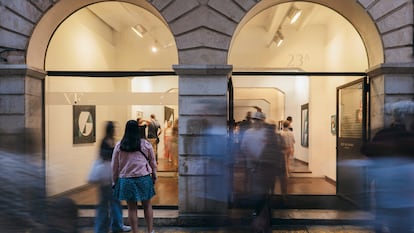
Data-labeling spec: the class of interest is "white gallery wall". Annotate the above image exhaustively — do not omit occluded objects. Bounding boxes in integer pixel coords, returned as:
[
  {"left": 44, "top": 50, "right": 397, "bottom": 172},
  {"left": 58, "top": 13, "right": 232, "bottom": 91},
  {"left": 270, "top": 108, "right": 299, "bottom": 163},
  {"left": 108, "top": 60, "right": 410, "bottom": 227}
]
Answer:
[
  {"left": 45, "top": 8, "right": 121, "bottom": 195},
  {"left": 46, "top": 75, "right": 178, "bottom": 196},
  {"left": 45, "top": 77, "right": 130, "bottom": 195},
  {"left": 45, "top": 7, "right": 178, "bottom": 195},
  {"left": 307, "top": 17, "right": 367, "bottom": 180},
  {"left": 46, "top": 9, "right": 116, "bottom": 71}
]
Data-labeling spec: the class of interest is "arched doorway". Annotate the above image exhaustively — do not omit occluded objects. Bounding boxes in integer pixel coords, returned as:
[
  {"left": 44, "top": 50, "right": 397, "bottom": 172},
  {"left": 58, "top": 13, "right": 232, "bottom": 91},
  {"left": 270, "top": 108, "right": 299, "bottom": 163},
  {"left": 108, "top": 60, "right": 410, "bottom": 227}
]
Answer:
[
  {"left": 228, "top": 1, "right": 380, "bottom": 209},
  {"left": 36, "top": 1, "right": 179, "bottom": 208}
]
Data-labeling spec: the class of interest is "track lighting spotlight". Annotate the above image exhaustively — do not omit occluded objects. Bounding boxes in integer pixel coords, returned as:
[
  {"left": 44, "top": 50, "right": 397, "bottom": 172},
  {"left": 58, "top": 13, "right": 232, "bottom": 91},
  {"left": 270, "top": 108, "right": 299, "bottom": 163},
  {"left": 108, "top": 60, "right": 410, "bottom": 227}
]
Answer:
[
  {"left": 151, "top": 40, "right": 159, "bottom": 53},
  {"left": 131, "top": 24, "right": 147, "bottom": 38},
  {"left": 273, "top": 31, "right": 284, "bottom": 47},
  {"left": 287, "top": 6, "right": 302, "bottom": 24}
]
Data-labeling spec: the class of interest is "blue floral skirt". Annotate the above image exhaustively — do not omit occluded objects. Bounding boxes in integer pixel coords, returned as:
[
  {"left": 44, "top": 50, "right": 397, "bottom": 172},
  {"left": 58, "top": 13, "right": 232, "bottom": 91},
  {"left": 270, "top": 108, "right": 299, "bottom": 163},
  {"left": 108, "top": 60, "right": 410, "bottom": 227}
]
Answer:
[{"left": 113, "top": 175, "right": 155, "bottom": 202}]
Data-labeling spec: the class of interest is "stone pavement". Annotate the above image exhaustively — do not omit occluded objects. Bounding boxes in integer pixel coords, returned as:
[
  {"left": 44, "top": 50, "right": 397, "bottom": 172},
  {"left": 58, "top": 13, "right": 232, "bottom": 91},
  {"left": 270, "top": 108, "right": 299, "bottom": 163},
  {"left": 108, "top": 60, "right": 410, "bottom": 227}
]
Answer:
[
  {"left": 77, "top": 208, "right": 376, "bottom": 232},
  {"left": 79, "top": 225, "right": 375, "bottom": 233}
]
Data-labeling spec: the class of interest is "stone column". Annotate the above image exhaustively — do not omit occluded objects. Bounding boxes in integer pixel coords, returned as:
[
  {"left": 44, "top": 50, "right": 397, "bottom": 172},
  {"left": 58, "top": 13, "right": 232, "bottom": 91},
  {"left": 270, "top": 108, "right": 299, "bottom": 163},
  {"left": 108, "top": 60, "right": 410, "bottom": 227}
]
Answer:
[
  {"left": 368, "top": 63, "right": 414, "bottom": 136},
  {"left": 0, "top": 64, "right": 46, "bottom": 219},
  {"left": 173, "top": 64, "right": 232, "bottom": 226},
  {"left": 0, "top": 64, "right": 45, "bottom": 157}
]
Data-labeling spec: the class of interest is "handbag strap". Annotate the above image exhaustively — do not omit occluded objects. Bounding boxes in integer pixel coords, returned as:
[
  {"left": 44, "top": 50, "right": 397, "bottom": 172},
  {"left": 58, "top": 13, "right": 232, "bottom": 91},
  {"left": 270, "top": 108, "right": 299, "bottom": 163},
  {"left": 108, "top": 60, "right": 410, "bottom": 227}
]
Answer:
[{"left": 138, "top": 148, "right": 150, "bottom": 162}]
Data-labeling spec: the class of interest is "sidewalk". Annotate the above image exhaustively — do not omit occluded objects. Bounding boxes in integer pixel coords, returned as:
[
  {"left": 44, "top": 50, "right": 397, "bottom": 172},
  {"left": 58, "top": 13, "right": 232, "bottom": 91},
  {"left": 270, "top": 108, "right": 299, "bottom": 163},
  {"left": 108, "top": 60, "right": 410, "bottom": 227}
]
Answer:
[
  {"left": 78, "top": 208, "right": 375, "bottom": 232},
  {"left": 79, "top": 225, "right": 375, "bottom": 233}
]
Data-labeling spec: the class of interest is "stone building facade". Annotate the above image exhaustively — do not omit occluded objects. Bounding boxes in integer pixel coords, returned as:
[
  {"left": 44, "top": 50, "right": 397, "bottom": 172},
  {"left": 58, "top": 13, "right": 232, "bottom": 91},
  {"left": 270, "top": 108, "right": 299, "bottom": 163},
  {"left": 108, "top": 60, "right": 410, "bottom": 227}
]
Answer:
[{"left": 0, "top": 0, "right": 413, "bottom": 222}]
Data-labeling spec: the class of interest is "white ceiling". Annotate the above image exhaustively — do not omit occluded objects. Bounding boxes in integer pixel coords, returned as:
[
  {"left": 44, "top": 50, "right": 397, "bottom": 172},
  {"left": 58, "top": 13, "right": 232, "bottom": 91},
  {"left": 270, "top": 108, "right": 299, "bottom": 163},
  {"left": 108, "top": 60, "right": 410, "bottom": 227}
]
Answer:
[
  {"left": 87, "top": 2, "right": 172, "bottom": 46},
  {"left": 87, "top": 2, "right": 337, "bottom": 31},
  {"left": 86, "top": 1, "right": 340, "bottom": 49},
  {"left": 59, "top": 1, "right": 367, "bottom": 73}
]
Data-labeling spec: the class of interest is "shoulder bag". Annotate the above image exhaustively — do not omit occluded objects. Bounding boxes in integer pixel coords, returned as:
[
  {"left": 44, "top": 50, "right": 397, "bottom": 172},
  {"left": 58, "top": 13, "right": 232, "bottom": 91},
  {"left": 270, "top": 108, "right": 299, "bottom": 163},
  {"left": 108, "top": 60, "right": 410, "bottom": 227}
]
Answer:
[{"left": 87, "top": 158, "right": 112, "bottom": 185}]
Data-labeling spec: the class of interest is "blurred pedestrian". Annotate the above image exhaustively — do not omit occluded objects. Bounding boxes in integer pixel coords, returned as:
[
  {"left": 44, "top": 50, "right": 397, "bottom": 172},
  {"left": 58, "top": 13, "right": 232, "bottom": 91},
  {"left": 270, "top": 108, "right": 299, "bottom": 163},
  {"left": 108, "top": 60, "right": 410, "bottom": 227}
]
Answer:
[
  {"left": 240, "top": 111, "right": 285, "bottom": 233},
  {"left": 136, "top": 118, "right": 149, "bottom": 139},
  {"left": 164, "top": 120, "right": 173, "bottom": 162},
  {"left": 0, "top": 127, "right": 79, "bottom": 233},
  {"left": 280, "top": 120, "right": 295, "bottom": 174},
  {"left": 286, "top": 116, "right": 293, "bottom": 131},
  {"left": 238, "top": 111, "right": 252, "bottom": 143},
  {"left": 147, "top": 114, "right": 162, "bottom": 162},
  {"left": 95, "top": 121, "right": 131, "bottom": 233},
  {"left": 112, "top": 120, "right": 157, "bottom": 233},
  {"left": 0, "top": 146, "right": 46, "bottom": 232},
  {"left": 361, "top": 100, "right": 414, "bottom": 233},
  {"left": 170, "top": 119, "right": 179, "bottom": 170}
]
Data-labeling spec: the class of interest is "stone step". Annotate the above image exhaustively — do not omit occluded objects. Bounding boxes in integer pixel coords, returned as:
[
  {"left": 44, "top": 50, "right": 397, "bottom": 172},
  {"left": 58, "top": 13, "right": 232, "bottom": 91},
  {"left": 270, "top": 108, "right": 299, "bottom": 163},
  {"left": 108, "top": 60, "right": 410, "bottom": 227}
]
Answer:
[{"left": 77, "top": 208, "right": 374, "bottom": 228}]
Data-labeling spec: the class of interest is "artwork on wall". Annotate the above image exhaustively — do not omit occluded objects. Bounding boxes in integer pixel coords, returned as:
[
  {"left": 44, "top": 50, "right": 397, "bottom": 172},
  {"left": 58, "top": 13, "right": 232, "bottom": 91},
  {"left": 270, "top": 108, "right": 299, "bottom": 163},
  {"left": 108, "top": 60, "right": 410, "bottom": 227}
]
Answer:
[
  {"left": 73, "top": 105, "right": 96, "bottom": 144},
  {"left": 301, "top": 103, "right": 309, "bottom": 147},
  {"left": 164, "top": 106, "right": 174, "bottom": 126},
  {"left": 136, "top": 111, "right": 143, "bottom": 119},
  {"left": 331, "top": 115, "right": 336, "bottom": 135}
]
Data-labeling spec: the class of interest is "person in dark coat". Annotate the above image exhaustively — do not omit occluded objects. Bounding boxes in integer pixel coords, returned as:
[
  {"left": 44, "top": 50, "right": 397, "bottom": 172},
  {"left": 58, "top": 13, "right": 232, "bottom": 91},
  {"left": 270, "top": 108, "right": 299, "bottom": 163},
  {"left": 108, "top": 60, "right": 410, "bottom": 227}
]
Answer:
[
  {"left": 361, "top": 102, "right": 414, "bottom": 233},
  {"left": 240, "top": 111, "right": 285, "bottom": 233}
]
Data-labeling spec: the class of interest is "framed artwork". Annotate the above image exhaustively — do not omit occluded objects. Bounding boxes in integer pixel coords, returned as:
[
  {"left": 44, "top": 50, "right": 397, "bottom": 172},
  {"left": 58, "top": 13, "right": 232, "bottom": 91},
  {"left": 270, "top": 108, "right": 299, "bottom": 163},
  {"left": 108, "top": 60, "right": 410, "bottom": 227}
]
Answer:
[
  {"left": 331, "top": 115, "right": 336, "bottom": 135},
  {"left": 164, "top": 106, "right": 174, "bottom": 125},
  {"left": 73, "top": 105, "right": 96, "bottom": 144},
  {"left": 136, "top": 111, "right": 143, "bottom": 119},
  {"left": 301, "top": 103, "right": 309, "bottom": 147}
]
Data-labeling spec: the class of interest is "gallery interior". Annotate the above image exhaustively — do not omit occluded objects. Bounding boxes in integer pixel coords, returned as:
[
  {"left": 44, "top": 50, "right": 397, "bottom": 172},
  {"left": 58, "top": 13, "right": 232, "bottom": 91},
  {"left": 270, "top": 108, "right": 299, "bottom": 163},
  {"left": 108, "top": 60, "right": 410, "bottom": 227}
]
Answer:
[{"left": 44, "top": 1, "right": 368, "bottom": 208}]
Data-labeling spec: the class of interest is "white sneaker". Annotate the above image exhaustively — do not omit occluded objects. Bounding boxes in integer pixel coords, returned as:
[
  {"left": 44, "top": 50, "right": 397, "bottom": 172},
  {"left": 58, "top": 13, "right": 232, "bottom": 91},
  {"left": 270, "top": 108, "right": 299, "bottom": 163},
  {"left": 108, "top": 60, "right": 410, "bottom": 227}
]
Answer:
[
  {"left": 121, "top": 225, "right": 131, "bottom": 232},
  {"left": 113, "top": 225, "right": 131, "bottom": 233}
]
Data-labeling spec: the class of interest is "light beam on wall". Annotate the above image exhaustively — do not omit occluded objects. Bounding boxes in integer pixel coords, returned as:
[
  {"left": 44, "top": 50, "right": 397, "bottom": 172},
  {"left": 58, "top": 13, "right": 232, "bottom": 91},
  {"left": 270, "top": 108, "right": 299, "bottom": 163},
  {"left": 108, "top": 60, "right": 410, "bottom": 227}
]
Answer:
[
  {"left": 287, "top": 5, "right": 302, "bottom": 24},
  {"left": 273, "top": 31, "right": 284, "bottom": 47},
  {"left": 131, "top": 24, "right": 147, "bottom": 38}
]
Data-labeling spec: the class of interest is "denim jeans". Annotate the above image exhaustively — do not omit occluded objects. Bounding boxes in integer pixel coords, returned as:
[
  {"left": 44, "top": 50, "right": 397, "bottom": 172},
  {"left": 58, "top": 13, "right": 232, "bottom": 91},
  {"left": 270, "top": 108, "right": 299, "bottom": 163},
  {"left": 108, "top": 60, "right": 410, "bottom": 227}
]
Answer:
[{"left": 95, "top": 184, "right": 124, "bottom": 233}]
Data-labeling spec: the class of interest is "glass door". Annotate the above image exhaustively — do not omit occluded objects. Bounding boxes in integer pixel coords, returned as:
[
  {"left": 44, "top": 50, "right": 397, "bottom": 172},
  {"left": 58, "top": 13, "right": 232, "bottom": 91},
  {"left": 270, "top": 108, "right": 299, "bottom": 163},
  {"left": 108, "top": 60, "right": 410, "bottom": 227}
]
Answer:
[{"left": 336, "top": 77, "right": 369, "bottom": 208}]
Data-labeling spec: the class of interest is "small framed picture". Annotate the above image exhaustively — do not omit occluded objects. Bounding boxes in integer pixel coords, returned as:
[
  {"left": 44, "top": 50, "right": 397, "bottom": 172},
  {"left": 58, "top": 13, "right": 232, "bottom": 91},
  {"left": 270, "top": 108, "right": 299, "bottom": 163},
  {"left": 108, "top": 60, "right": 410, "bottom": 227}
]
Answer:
[
  {"left": 301, "top": 103, "right": 309, "bottom": 147},
  {"left": 331, "top": 115, "right": 336, "bottom": 135},
  {"left": 73, "top": 105, "right": 96, "bottom": 144}
]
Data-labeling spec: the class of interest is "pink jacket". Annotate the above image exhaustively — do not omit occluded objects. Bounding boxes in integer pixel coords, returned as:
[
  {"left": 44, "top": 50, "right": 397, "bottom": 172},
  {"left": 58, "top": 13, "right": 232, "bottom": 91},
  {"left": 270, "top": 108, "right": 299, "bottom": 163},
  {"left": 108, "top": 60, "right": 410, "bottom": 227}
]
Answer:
[{"left": 111, "top": 139, "right": 157, "bottom": 185}]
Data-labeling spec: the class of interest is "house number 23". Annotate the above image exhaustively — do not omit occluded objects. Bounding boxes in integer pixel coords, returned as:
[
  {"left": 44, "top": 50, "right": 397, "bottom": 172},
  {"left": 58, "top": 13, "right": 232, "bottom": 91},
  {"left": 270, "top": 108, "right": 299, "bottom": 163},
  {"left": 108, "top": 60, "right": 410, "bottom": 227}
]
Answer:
[{"left": 287, "top": 54, "right": 310, "bottom": 67}]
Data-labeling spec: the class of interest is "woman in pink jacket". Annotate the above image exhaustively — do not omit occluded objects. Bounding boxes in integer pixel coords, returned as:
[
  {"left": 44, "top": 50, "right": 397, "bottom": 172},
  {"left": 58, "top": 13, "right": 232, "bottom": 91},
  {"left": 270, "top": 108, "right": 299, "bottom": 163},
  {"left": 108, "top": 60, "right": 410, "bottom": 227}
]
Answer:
[{"left": 112, "top": 120, "right": 157, "bottom": 233}]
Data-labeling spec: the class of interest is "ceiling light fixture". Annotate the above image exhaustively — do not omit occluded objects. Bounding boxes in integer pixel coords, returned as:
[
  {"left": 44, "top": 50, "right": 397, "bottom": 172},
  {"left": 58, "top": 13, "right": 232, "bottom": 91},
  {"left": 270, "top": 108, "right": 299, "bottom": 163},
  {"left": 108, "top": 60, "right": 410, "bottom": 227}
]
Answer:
[
  {"left": 151, "top": 40, "right": 159, "bottom": 53},
  {"left": 287, "top": 6, "right": 302, "bottom": 24},
  {"left": 131, "top": 24, "right": 147, "bottom": 38},
  {"left": 273, "top": 31, "right": 284, "bottom": 47}
]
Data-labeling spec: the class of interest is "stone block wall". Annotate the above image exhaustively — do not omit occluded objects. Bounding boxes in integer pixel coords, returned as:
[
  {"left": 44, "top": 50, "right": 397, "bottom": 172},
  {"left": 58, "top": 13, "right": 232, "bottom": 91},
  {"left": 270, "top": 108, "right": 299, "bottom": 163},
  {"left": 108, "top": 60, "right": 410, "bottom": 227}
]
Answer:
[
  {"left": 174, "top": 65, "right": 231, "bottom": 218},
  {"left": 0, "top": 0, "right": 412, "bottom": 65},
  {"left": 0, "top": 65, "right": 44, "bottom": 155}
]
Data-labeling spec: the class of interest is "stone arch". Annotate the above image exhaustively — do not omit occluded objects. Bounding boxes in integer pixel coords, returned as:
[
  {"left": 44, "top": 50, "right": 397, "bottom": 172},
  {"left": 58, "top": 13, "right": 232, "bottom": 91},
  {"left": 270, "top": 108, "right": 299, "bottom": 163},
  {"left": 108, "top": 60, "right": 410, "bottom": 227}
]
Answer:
[
  {"left": 147, "top": 0, "right": 414, "bottom": 67},
  {"left": 230, "top": 0, "right": 385, "bottom": 67},
  {"left": 26, "top": 0, "right": 170, "bottom": 70},
  {"left": 2, "top": 0, "right": 412, "bottom": 68},
  {"left": 152, "top": 0, "right": 254, "bottom": 65}
]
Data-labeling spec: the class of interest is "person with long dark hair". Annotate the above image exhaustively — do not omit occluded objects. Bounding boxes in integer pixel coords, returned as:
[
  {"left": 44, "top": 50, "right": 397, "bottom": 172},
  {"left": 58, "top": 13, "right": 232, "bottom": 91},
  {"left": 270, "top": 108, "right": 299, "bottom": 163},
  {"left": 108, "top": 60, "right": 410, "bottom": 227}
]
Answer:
[{"left": 112, "top": 120, "right": 157, "bottom": 233}]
